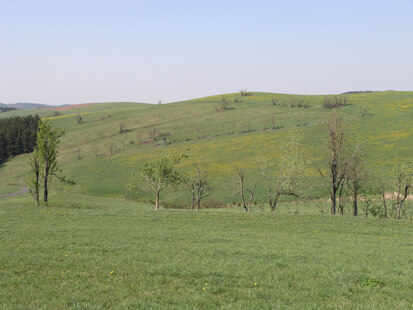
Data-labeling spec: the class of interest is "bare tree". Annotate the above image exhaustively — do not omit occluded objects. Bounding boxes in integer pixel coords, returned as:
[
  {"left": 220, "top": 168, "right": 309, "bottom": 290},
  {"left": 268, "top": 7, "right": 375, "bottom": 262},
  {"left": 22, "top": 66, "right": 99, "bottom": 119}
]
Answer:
[
  {"left": 393, "top": 160, "right": 412, "bottom": 220},
  {"left": 216, "top": 96, "right": 230, "bottom": 112},
  {"left": 230, "top": 168, "right": 256, "bottom": 212},
  {"left": 271, "top": 114, "right": 276, "bottom": 130},
  {"left": 377, "top": 179, "right": 388, "bottom": 218},
  {"left": 148, "top": 128, "right": 157, "bottom": 140},
  {"left": 319, "top": 111, "right": 348, "bottom": 215},
  {"left": 110, "top": 143, "right": 116, "bottom": 155},
  {"left": 346, "top": 143, "right": 367, "bottom": 216},
  {"left": 186, "top": 163, "right": 214, "bottom": 210}
]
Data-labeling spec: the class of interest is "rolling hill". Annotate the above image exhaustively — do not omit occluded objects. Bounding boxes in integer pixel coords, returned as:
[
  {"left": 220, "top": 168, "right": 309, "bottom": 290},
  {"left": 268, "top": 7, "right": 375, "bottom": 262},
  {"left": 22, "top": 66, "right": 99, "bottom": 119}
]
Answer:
[{"left": 0, "top": 91, "right": 412, "bottom": 206}]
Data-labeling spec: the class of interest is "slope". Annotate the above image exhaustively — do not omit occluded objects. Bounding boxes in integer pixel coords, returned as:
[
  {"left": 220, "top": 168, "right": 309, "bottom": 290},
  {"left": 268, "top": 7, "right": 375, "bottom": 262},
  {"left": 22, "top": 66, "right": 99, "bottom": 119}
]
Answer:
[{"left": 0, "top": 91, "right": 412, "bottom": 206}]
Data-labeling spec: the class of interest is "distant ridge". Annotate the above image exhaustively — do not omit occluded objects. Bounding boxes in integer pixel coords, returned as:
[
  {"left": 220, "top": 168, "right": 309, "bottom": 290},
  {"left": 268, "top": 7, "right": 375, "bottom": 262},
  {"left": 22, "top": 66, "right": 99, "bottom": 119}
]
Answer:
[
  {"left": 0, "top": 103, "right": 68, "bottom": 110},
  {"left": 341, "top": 90, "right": 380, "bottom": 94}
]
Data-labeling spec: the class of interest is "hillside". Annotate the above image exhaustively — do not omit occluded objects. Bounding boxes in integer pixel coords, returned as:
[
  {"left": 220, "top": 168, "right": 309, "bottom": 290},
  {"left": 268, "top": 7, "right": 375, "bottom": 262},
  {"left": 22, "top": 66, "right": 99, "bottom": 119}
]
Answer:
[{"left": 0, "top": 91, "right": 412, "bottom": 206}]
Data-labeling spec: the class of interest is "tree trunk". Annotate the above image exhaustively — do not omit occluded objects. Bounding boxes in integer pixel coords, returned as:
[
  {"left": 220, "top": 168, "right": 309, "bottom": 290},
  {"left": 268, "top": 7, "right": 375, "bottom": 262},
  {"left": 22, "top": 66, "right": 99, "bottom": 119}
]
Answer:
[
  {"left": 240, "top": 174, "right": 248, "bottom": 212},
  {"left": 353, "top": 190, "right": 358, "bottom": 216},
  {"left": 247, "top": 185, "right": 256, "bottom": 212},
  {"left": 338, "top": 184, "right": 344, "bottom": 215},
  {"left": 154, "top": 190, "right": 160, "bottom": 210},
  {"left": 34, "top": 174, "right": 39, "bottom": 206},
  {"left": 191, "top": 193, "right": 195, "bottom": 210},
  {"left": 197, "top": 197, "right": 201, "bottom": 211},
  {"left": 34, "top": 163, "right": 40, "bottom": 206},
  {"left": 270, "top": 196, "right": 279, "bottom": 212},
  {"left": 381, "top": 191, "right": 387, "bottom": 219},
  {"left": 396, "top": 201, "right": 403, "bottom": 220},
  {"left": 330, "top": 191, "right": 336, "bottom": 215},
  {"left": 43, "top": 161, "right": 49, "bottom": 205}
]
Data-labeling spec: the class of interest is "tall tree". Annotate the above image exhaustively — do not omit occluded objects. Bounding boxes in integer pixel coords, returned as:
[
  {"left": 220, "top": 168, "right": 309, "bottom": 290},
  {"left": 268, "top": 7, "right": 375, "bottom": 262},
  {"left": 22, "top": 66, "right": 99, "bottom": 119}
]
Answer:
[
  {"left": 129, "top": 154, "right": 187, "bottom": 210},
  {"left": 319, "top": 111, "right": 348, "bottom": 215},
  {"left": 36, "top": 120, "right": 65, "bottom": 205}
]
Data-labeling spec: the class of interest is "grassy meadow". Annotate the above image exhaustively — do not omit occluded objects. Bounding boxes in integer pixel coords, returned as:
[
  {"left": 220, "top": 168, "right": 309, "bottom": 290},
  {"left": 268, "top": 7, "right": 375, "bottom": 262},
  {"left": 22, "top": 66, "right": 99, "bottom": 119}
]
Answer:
[
  {"left": 0, "top": 91, "right": 412, "bottom": 206},
  {"left": 0, "top": 193, "right": 412, "bottom": 309},
  {"left": 1, "top": 91, "right": 413, "bottom": 308}
]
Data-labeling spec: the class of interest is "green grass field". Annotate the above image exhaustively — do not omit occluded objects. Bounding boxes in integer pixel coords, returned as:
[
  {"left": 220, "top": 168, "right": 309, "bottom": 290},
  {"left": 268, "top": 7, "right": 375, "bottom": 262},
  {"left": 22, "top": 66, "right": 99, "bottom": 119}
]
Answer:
[
  {"left": 0, "top": 91, "right": 412, "bottom": 206},
  {"left": 0, "top": 193, "right": 412, "bottom": 309},
  {"left": 1, "top": 91, "right": 412, "bottom": 308}
]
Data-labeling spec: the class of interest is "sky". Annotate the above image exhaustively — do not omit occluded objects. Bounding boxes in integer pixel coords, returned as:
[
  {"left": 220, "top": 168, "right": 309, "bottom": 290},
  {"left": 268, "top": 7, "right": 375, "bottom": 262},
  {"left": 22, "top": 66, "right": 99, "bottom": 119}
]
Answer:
[{"left": 1, "top": 0, "right": 412, "bottom": 105}]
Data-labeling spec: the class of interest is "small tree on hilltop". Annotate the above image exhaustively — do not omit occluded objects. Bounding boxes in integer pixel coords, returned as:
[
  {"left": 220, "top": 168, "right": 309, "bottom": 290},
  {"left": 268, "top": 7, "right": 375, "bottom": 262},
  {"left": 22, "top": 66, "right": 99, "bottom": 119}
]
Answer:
[{"left": 129, "top": 153, "right": 187, "bottom": 210}]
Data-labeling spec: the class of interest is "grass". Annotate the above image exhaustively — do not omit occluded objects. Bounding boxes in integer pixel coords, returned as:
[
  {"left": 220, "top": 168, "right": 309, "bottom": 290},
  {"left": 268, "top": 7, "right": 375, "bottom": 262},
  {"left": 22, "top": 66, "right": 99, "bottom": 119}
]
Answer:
[
  {"left": 1, "top": 92, "right": 412, "bottom": 308},
  {"left": 0, "top": 193, "right": 412, "bottom": 309},
  {"left": 0, "top": 91, "right": 412, "bottom": 204},
  {"left": 1, "top": 91, "right": 412, "bottom": 205},
  {"left": 0, "top": 185, "right": 20, "bottom": 195}
]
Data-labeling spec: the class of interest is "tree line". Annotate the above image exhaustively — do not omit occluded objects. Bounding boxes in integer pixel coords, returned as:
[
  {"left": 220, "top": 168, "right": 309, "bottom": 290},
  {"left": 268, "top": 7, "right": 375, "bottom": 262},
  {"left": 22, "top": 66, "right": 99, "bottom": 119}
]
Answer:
[
  {"left": 24, "top": 115, "right": 411, "bottom": 219},
  {"left": 0, "top": 115, "right": 40, "bottom": 163},
  {"left": 129, "top": 111, "right": 412, "bottom": 220}
]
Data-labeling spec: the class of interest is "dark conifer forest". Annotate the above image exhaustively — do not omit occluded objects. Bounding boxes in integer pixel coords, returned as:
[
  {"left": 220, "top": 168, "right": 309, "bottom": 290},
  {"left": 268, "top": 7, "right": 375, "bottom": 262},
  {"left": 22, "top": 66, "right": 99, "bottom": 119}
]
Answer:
[{"left": 0, "top": 115, "right": 40, "bottom": 163}]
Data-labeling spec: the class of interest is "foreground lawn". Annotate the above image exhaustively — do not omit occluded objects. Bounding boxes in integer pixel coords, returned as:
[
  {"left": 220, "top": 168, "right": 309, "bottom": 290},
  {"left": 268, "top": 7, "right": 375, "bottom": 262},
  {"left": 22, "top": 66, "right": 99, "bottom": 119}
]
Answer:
[{"left": 0, "top": 195, "right": 412, "bottom": 309}]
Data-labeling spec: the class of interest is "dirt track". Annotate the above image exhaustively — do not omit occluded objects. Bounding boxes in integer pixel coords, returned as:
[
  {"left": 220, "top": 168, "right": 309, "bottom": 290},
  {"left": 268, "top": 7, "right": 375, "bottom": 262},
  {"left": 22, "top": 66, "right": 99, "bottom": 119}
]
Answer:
[{"left": 0, "top": 186, "right": 28, "bottom": 198}]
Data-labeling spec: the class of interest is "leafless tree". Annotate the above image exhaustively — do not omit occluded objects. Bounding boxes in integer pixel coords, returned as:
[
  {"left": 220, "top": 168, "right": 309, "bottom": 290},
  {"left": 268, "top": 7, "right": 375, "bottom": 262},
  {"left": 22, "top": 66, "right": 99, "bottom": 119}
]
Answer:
[
  {"left": 393, "top": 160, "right": 412, "bottom": 220},
  {"left": 186, "top": 163, "right": 214, "bottom": 210},
  {"left": 148, "top": 128, "right": 157, "bottom": 140},
  {"left": 346, "top": 143, "right": 367, "bottom": 216},
  {"left": 377, "top": 179, "right": 388, "bottom": 218},
  {"left": 271, "top": 114, "right": 276, "bottom": 129},
  {"left": 110, "top": 143, "right": 116, "bottom": 155},
  {"left": 230, "top": 168, "right": 256, "bottom": 212},
  {"left": 216, "top": 96, "right": 230, "bottom": 112},
  {"left": 319, "top": 111, "right": 348, "bottom": 215}
]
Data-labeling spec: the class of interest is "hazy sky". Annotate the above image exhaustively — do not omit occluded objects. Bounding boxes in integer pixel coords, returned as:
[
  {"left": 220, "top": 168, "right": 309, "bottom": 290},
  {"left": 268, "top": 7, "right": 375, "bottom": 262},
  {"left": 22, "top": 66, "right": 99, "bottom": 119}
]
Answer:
[{"left": 1, "top": 0, "right": 412, "bottom": 105}]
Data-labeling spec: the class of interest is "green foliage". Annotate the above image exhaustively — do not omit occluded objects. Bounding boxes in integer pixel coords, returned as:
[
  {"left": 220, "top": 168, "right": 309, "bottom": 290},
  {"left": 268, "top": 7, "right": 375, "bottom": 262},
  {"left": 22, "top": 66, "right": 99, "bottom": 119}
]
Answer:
[
  {"left": 129, "top": 153, "right": 187, "bottom": 209},
  {"left": 36, "top": 120, "right": 66, "bottom": 179}
]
